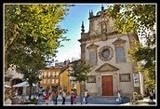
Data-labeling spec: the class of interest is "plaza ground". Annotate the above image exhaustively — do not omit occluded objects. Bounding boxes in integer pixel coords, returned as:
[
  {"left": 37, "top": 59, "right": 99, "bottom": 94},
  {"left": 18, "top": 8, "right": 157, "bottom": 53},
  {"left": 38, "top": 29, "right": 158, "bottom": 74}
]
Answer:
[{"left": 4, "top": 95, "right": 156, "bottom": 106}]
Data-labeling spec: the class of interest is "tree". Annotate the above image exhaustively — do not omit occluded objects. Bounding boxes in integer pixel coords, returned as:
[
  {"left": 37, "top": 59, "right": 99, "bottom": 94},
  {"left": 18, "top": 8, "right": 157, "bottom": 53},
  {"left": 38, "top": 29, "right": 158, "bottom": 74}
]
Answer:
[
  {"left": 5, "top": 4, "right": 70, "bottom": 70},
  {"left": 107, "top": 4, "right": 156, "bottom": 90},
  {"left": 4, "top": 4, "right": 71, "bottom": 100},
  {"left": 69, "top": 60, "right": 91, "bottom": 104}
]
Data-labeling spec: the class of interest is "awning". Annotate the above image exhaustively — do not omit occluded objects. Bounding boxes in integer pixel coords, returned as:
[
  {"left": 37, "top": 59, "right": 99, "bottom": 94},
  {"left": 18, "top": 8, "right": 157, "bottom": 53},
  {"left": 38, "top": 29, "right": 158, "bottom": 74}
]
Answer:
[
  {"left": 4, "top": 84, "right": 11, "bottom": 88},
  {"left": 13, "top": 81, "right": 37, "bottom": 87}
]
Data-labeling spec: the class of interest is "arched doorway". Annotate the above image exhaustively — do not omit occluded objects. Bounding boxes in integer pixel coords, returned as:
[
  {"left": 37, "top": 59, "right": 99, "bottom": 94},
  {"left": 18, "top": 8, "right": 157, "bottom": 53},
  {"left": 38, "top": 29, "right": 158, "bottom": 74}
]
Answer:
[{"left": 11, "top": 78, "right": 23, "bottom": 95}]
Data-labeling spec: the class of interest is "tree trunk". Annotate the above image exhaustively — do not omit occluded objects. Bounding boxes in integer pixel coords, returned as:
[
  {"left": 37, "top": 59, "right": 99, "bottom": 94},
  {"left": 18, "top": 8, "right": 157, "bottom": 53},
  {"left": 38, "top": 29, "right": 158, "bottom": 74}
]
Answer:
[
  {"left": 29, "top": 85, "right": 32, "bottom": 100},
  {"left": 80, "top": 82, "right": 82, "bottom": 104}
]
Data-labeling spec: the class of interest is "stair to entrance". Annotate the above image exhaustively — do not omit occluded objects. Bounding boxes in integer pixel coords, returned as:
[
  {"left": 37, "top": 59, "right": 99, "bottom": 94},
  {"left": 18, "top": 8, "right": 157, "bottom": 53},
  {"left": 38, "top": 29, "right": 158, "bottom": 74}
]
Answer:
[{"left": 87, "top": 96, "right": 130, "bottom": 104}]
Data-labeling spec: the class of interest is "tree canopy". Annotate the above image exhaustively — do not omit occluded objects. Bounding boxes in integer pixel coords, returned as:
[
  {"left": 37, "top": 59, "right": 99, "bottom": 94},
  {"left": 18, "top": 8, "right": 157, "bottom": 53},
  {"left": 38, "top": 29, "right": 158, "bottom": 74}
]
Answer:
[
  {"left": 69, "top": 60, "right": 91, "bottom": 82},
  {"left": 5, "top": 4, "right": 70, "bottom": 71},
  {"left": 5, "top": 4, "right": 71, "bottom": 99},
  {"left": 107, "top": 4, "right": 156, "bottom": 89}
]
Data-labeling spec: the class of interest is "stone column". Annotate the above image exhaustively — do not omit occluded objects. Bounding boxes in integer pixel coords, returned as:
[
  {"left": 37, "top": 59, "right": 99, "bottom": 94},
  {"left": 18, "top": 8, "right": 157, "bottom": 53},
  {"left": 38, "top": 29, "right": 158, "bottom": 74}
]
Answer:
[
  {"left": 139, "top": 72, "right": 144, "bottom": 96},
  {"left": 97, "top": 74, "right": 101, "bottom": 96}
]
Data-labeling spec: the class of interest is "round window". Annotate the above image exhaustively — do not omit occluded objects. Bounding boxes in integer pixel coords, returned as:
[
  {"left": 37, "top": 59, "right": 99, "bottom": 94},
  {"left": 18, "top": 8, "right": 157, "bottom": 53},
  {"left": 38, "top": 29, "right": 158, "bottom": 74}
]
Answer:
[{"left": 99, "top": 46, "right": 113, "bottom": 61}]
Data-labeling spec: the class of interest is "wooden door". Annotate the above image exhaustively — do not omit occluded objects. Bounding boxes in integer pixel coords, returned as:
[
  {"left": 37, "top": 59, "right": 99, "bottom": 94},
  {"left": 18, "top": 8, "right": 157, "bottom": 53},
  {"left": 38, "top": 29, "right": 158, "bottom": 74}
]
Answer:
[{"left": 102, "top": 76, "right": 113, "bottom": 96}]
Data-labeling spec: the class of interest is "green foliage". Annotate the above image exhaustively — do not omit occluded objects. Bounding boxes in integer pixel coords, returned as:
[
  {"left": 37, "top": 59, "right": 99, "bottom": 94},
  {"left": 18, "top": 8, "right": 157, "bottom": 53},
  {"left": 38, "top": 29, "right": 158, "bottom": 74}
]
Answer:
[
  {"left": 69, "top": 60, "right": 92, "bottom": 82},
  {"left": 5, "top": 4, "right": 70, "bottom": 70},
  {"left": 5, "top": 4, "right": 71, "bottom": 99},
  {"left": 107, "top": 4, "right": 155, "bottom": 34},
  {"left": 107, "top": 4, "right": 156, "bottom": 89}
]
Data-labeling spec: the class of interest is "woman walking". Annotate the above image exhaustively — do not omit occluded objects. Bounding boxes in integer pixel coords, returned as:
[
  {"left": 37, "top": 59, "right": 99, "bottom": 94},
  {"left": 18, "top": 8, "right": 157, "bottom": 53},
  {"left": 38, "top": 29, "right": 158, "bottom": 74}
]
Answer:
[
  {"left": 44, "top": 90, "right": 50, "bottom": 104},
  {"left": 61, "top": 90, "right": 66, "bottom": 104}
]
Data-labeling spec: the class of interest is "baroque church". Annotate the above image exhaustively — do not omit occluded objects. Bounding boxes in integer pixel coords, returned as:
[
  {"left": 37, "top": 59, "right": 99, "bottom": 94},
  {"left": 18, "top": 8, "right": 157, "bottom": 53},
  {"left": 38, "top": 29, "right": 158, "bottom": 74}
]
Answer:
[{"left": 78, "top": 6, "right": 144, "bottom": 97}]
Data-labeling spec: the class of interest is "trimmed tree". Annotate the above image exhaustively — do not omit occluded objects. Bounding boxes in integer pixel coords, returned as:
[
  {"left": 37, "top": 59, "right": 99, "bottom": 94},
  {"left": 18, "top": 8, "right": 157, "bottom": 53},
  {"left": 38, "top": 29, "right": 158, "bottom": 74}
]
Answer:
[{"left": 69, "top": 60, "right": 91, "bottom": 104}]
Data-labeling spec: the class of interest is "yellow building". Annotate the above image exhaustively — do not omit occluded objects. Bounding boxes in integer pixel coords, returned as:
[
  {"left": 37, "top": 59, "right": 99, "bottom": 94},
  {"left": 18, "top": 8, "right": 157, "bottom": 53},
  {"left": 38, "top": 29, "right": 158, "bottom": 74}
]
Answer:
[
  {"left": 59, "top": 66, "right": 81, "bottom": 95},
  {"left": 39, "top": 67, "right": 61, "bottom": 89},
  {"left": 39, "top": 65, "right": 81, "bottom": 95}
]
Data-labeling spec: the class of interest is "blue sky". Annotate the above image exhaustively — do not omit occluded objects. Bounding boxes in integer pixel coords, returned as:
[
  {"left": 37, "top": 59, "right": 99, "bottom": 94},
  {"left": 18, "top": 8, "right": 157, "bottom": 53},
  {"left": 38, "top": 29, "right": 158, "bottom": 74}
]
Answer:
[{"left": 55, "top": 4, "right": 109, "bottom": 62}]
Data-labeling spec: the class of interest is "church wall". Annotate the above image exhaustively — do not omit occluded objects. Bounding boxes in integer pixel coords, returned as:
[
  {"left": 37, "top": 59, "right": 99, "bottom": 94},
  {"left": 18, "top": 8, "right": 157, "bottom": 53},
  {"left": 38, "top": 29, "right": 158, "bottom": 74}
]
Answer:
[
  {"left": 80, "top": 8, "right": 141, "bottom": 97},
  {"left": 84, "top": 34, "right": 135, "bottom": 96}
]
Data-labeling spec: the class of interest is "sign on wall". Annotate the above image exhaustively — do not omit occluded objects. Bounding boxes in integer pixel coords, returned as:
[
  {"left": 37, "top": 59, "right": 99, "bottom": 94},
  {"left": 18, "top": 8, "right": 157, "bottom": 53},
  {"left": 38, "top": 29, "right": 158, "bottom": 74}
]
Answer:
[{"left": 133, "top": 73, "right": 140, "bottom": 87}]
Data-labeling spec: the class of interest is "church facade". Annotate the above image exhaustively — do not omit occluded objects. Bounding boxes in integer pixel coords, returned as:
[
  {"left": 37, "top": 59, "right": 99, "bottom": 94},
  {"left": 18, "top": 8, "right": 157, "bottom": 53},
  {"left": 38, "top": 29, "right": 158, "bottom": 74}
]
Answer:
[{"left": 79, "top": 7, "right": 142, "bottom": 97}]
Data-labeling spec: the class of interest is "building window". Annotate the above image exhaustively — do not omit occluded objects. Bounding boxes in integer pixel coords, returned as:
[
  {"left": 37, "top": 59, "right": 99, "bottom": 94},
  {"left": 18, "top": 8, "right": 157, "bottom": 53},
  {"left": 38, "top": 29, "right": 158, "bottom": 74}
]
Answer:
[
  {"left": 89, "top": 51, "right": 97, "bottom": 66},
  {"left": 52, "top": 79, "right": 54, "bottom": 84},
  {"left": 55, "top": 79, "right": 58, "bottom": 84},
  {"left": 119, "top": 73, "right": 130, "bottom": 82},
  {"left": 44, "top": 79, "right": 46, "bottom": 84},
  {"left": 52, "top": 73, "right": 55, "bottom": 78},
  {"left": 47, "top": 79, "right": 50, "bottom": 83},
  {"left": 48, "top": 71, "right": 51, "bottom": 78},
  {"left": 55, "top": 72, "right": 58, "bottom": 78},
  {"left": 87, "top": 76, "right": 96, "bottom": 83},
  {"left": 115, "top": 46, "right": 126, "bottom": 63},
  {"left": 44, "top": 72, "right": 47, "bottom": 78}
]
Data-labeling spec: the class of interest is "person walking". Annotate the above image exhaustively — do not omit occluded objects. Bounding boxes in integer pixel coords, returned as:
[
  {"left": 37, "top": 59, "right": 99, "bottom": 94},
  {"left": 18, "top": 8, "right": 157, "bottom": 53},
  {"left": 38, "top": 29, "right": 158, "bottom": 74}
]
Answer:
[
  {"left": 117, "top": 90, "right": 122, "bottom": 103},
  {"left": 44, "top": 90, "right": 50, "bottom": 104},
  {"left": 52, "top": 91, "right": 58, "bottom": 105},
  {"left": 149, "top": 90, "right": 154, "bottom": 101},
  {"left": 84, "top": 89, "right": 89, "bottom": 104},
  {"left": 70, "top": 90, "right": 74, "bottom": 104},
  {"left": 73, "top": 90, "right": 77, "bottom": 104},
  {"left": 61, "top": 90, "right": 66, "bottom": 104},
  {"left": 153, "top": 89, "right": 155, "bottom": 99},
  {"left": 149, "top": 90, "right": 156, "bottom": 104}
]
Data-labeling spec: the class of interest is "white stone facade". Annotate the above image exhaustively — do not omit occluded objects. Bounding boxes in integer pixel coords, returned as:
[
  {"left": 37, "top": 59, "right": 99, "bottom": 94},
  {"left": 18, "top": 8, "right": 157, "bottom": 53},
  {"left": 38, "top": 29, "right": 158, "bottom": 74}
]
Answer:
[{"left": 79, "top": 8, "right": 141, "bottom": 97}]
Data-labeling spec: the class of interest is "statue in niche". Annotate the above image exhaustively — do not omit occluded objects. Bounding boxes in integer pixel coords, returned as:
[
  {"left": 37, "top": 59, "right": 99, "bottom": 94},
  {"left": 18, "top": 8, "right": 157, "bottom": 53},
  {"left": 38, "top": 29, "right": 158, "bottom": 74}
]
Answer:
[{"left": 100, "top": 12, "right": 109, "bottom": 41}]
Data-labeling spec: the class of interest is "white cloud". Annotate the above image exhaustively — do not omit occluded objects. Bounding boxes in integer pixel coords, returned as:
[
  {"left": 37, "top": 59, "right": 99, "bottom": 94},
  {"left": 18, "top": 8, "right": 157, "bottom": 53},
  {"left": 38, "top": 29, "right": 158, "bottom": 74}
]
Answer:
[{"left": 55, "top": 45, "right": 80, "bottom": 62}]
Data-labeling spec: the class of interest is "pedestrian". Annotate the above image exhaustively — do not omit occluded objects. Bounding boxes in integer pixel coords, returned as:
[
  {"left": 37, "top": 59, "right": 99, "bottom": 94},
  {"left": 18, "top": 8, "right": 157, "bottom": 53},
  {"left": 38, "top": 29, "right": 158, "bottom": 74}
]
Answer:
[
  {"left": 149, "top": 90, "right": 154, "bottom": 101},
  {"left": 44, "top": 90, "right": 50, "bottom": 104},
  {"left": 70, "top": 90, "right": 74, "bottom": 104},
  {"left": 149, "top": 90, "right": 156, "bottom": 104},
  {"left": 153, "top": 89, "right": 155, "bottom": 99},
  {"left": 61, "top": 90, "right": 66, "bottom": 104},
  {"left": 84, "top": 89, "right": 89, "bottom": 104},
  {"left": 52, "top": 91, "right": 58, "bottom": 105},
  {"left": 117, "top": 90, "right": 122, "bottom": 103},
  {"left": 15, "top": 90, "right": 18, "bottom": 96},
  {"left": 37, "top": 93, "right": 43, "bottom": 104},
  {"left": 73, "top": 90, "right": 77, "bottom": 104}
]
